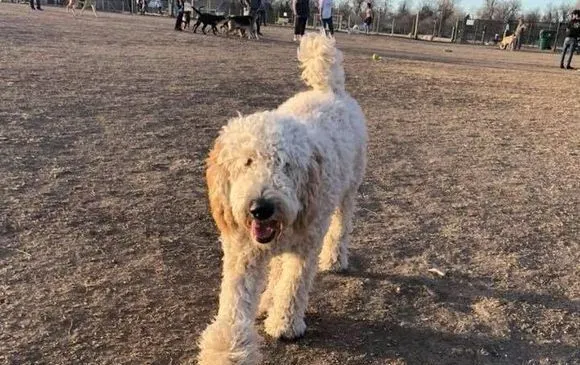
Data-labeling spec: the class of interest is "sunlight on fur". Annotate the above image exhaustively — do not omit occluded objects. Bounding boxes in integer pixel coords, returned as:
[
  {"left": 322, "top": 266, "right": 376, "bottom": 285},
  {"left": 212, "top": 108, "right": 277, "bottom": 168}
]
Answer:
[{"left": 198, "top": 32, "right": 368, "bottom": 365}]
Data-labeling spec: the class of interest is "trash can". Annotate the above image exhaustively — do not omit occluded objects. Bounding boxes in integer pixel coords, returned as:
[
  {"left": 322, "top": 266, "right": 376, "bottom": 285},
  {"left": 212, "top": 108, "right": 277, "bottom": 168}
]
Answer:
[{"left": 539, "top": 30, "right": 556, "bottom": 50}]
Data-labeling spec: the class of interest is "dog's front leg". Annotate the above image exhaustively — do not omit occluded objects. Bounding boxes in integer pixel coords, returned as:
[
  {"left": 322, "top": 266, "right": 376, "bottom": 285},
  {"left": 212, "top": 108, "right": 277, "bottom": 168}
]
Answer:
[
  {"left": 198, "top": 241, "right": 268, "bottom": 365},
  {"left": 263, "top": 244, "right": 318, "bottom": 340}
]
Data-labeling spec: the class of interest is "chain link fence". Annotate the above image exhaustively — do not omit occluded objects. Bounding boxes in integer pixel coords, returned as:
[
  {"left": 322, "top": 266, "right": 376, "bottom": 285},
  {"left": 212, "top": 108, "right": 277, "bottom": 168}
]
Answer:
[
  {"left": 8, "top": 0, "right": 233, "bottom": 15},
  {"left": 10, "top": 0, "right": 577, "bottom": 51},
  {"left": 455, "top": 19, "right": 563, "bottom": 47}
]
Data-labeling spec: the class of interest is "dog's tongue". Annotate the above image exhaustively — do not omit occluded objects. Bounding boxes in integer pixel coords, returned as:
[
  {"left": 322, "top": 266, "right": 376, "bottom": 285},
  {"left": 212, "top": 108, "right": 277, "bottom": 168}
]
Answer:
[{"left": 251, "top": 221, "right": 276, "bottom": 242}]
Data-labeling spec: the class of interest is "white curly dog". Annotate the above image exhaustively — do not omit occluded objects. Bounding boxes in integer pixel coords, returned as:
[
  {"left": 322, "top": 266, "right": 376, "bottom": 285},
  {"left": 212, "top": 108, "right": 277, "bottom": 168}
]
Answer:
[{"left": 198, "top": 33, "right": 367, "bottom": 365}]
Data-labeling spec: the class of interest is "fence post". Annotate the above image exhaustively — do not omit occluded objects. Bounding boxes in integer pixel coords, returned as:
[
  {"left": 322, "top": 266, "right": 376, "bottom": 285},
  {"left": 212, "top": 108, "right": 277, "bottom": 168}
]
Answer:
[
  {"left": 526, "top": 23, "right": 533, "bottom": 45},
  {"left": 552, "top": 22, "right": 561, "bottom": 52},
  {"left": 376, "top": 11, "right": 380, "bottom": 33},
  {"left": 413, "top": 12, "right": 419, "bottom": 39},
  {"left": 391, "top": 18, "right": 394, "bottom": 35}
]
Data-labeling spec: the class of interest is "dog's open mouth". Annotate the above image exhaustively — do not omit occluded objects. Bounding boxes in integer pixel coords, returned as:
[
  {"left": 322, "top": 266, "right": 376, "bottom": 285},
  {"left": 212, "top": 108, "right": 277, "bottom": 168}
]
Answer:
[{"left": 250, "top": 220, "right": 278, "bottom": 244}]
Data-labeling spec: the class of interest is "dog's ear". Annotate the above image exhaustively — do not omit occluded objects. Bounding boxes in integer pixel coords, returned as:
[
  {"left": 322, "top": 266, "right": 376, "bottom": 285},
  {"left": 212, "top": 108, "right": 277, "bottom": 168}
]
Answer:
[
  {"left": 206, "top": 141, "right": 237, "bottom": 235},
  {"left": 296, "top": 150, "right": 322, "bottom": 231}
]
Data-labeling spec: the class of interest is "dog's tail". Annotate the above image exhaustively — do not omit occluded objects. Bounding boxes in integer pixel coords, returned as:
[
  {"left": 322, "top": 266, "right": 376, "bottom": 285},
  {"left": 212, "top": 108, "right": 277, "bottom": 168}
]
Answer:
[
  {"left": 297, "top": 32, "right": 345, "bottom": 93},
  {"left": 192, "top": 6, "right": 202, "bottom": 15}
]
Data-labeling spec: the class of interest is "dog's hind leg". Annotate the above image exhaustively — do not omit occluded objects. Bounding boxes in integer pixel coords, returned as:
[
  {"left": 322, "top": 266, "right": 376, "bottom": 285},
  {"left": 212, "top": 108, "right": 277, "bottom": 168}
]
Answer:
[
  {"left": 198, "top": 243, "right": 269, "bottom": 365},
  {"left": 263, "top": 247, "right": 320, "bottom": 340},
  {"left": 201, "top": 23, "right": 208, "bottom": 34},
  {"left": 318, "top": 190, "right": 356, "bottom": 272}
]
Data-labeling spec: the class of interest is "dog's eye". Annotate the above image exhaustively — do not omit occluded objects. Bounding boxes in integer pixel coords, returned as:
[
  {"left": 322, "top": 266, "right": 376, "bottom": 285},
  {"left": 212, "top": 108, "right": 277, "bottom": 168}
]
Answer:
[
  {"left": 283, "top": 162, "right": 291, "bottom": 172},
  {"left": 245, "top": 158, "right": 253, "bottom": 167}
]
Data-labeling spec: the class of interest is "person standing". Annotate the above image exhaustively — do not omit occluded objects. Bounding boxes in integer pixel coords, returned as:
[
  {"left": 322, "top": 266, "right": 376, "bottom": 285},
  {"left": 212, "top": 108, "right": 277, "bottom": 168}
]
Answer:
[
  {"left": 66, "top": 0, "right": 76, "bottom": 15},
  {"left": 319, "top": 0, "right": 333, "bottom": 36},
  {"left": 80, "top": 0, "right": 98, "bottom": 17},
  {"left": 242, "top": 0, "right": 263, "bottom": 36},
  {"left": 258, "top": 0, "right": 267, "bottom": 27},
  {"left": 560, "top": 9, "right": 580, "bottom": 69},
  {"left": 30, "top": 0, "right": 42, "bottom": 10},
  {"left": 174, "top": 0, "right": 184, "bottom": 31},
  {"left": 183, "top": 0, "right": 193, "bottom": 29},
  {"left": 292, "top": 0, "right": 309, "bottom": 41},
  {"left": 514, "top": 18, "right": 526, "bottom": 50},
  {"left": 363, "top": 2, "right": 372, "bottom": 34},
  {"left": 250, "top": 0, "right": 263, "bottom": 36}
]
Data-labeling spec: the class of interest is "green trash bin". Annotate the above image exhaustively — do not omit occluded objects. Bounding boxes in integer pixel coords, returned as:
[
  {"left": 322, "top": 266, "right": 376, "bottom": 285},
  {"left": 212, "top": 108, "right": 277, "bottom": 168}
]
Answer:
[{"left": 539, "top": 30, "right": 556, "bottom": 50}]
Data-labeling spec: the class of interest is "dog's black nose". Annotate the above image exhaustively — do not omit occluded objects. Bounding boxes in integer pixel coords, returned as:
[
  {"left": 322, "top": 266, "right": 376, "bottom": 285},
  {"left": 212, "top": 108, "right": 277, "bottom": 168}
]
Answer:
[{"left": 249, "top": 199, "right": 275, "bottom": 221}]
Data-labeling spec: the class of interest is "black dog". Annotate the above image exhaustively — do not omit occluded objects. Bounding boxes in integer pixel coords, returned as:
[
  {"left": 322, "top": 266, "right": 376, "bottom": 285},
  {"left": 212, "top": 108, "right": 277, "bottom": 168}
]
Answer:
[{"left": 192, "top": 6, "right": 225, "bottom": 35}]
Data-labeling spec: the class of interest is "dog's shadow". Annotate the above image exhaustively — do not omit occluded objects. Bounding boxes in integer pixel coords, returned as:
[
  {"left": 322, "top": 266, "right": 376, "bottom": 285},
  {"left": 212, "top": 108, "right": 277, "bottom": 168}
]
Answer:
[
  {"left": 264, "top": 313, "right": 579, "bottom": 365},
  {"left": 261, "top": 260, "right": 580, "bottom": 364}
]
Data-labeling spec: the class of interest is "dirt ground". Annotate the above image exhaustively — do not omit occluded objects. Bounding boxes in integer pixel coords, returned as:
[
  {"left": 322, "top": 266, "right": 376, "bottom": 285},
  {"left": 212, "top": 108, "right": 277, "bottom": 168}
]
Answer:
[{"left": 1, "top": 4, "right": 579, "bottom": 365}]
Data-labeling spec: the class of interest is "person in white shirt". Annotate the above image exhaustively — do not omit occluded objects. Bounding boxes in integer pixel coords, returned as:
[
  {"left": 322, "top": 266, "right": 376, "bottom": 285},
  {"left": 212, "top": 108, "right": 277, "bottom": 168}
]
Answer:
[
  {"left": 319, "top": 0, "right": 333, "bottom": 36},
  {"left": 183, "top": 1, "right": 193, "bottom": 29},
  {"left": 363, "top": 2, "right": 372, "bottom": 34}
]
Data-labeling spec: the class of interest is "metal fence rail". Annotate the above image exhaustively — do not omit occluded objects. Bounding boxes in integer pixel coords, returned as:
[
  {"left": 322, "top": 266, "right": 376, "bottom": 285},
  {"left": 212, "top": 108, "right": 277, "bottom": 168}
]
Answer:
[
  {"left": 457, "top": 19, "right": 563, "bottom": 47},
  {"left": 9, "top": 0, "right": 571, "bottom": 50}
]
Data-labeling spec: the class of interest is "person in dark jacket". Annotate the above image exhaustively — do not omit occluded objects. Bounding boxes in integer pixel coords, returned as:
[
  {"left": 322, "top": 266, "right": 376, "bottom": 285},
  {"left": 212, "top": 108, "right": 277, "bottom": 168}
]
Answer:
[
  {"left": 292, "top": 0, "right": 309, "bottom": 41},
  {"left": 250, "top": 0, "right": 263, "bottom": 36},
  {"left": 560, "top": 10, "right": 580, "bottom": 69},
  {"left": 258, "top": 0, "right": 267, "bottom": 26},
  {"left": 175, "top": 0, "right": 184, "bottom": 31}
]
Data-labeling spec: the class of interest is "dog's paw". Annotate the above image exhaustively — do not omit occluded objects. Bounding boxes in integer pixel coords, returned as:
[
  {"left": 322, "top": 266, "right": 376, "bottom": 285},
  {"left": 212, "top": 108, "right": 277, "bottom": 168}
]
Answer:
[
  {"left": 264, "top": 315, "right": 306, "bottom": 340},
  {"left": 256, "top": 291, "right": 273, "bottom": 320},
  {"left": 318, "top": 257, "right": 348, "bottom": 272},
  {"left": 256, "top": 301, "right": 270, "bottom": 320},
  {"left": 198, "top": 320, "right": 262, "bottom": 365}
]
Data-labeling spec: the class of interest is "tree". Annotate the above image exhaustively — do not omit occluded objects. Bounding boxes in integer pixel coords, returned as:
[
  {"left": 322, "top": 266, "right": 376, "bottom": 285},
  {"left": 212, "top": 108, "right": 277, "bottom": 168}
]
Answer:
[
  {"left": 478, "top": 0, "right": 499, "bottom": 20},
  {"left": 542, "top": 2, "right": 555, "bottom": 23},
  {"left": 336, "top": 0, "right": 353, "bottom": 21},
  {"left": 495, "top": 0, "right": 521, "bottom": 22},
  {"left": 477, "top": 0, "right": 521, "bottom": 21},
  {"left": 418, "top": 0, "right": 435, "bottom": 20},
  {"left": 373, "top": 0, "right": 392, "bottom": 32},
  {"left": 396, "top": 0, "right": 412, "bottom": 16},
  {"left": 375, "top": 0, "right": 392, "bottom": 13},
  {"left": 394, "top": 0, "right": 414, "bottom": 34},
  {"left": 524, "top": 8, "right": 541, "bottom": 24},
  {"left": 436, "top": 0, "right": 455, "bottom": 36},
  {"left": 557, "top": 1, "right": 573, "bottom": 22},
  {"left": 352, "top": 0, "right": 369, "bottom": 15}
]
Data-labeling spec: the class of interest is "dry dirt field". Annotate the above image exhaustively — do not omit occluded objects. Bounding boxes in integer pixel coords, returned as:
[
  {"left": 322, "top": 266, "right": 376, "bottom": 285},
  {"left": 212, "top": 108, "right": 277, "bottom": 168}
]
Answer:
[{"left": 1, "top": 4, "right": 579, "bottom": 365}]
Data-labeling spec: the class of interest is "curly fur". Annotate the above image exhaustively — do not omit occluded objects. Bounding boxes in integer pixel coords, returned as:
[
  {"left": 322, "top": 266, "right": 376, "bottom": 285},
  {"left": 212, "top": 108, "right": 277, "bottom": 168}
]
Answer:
[{"left": 198, "top": 33, "right": 368, "bottom": 365}]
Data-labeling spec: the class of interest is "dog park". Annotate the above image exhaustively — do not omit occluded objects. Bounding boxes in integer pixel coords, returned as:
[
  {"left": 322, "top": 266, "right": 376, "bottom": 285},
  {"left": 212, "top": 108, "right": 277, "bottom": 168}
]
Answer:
[{"left": 1, "top": 3, "right": 579, "bottom": 365}]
